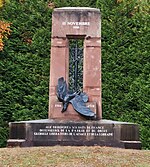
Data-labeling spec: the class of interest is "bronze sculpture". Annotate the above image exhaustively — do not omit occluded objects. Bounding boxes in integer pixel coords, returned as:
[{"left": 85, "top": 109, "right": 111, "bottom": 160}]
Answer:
[{"left": 57, "top": 77, "right": 96, "bottom": 119}]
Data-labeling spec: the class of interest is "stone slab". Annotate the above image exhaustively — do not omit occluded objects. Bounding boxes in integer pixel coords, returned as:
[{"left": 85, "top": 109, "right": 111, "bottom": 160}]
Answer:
[
  {"left": 52, "top": 7, "right": 101, "bottom": 38},
  {"left": 7, "top": 119, "right": 141, "bottom": 149}
]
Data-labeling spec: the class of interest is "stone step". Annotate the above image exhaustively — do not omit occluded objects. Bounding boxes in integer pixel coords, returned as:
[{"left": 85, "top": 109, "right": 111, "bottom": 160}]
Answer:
[
  {"left": 7, "top": 139, "right": 26, "bottom": 147},
  {"left": 121, "top": 141, "right": 141, "bottom": 149}
]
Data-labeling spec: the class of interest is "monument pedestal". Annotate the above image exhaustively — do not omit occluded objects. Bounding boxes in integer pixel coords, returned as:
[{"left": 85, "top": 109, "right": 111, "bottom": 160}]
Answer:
[{"left": 7, "top": 119, "right": 141, "bottom": 149}]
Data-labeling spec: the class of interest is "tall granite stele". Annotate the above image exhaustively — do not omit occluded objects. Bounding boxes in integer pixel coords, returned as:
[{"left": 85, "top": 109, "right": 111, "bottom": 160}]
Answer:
[{"left": 7, "top": 7, "right": 141, "bottom": 149}]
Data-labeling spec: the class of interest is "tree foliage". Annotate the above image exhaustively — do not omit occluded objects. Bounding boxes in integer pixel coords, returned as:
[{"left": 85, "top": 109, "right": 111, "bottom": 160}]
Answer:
[
  {"left": 0, "top": 21, "right": 11, "bottom": 51},
  {"left": 0, "top": 0, "right": 149, "bottom": 149}
]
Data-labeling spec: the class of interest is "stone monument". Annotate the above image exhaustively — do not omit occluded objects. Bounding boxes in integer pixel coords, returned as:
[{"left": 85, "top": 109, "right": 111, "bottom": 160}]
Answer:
[
  {"left": 49, "top": 7, "right": 101, "bottom": 120},
  {"left": 7, "top": 7, "right": 141, "bottom": 149}
]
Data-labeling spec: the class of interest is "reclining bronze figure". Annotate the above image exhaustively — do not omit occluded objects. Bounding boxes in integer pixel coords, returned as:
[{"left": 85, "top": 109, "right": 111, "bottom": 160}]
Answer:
[{"left": 57, "top": 77, "right": 96, "bottom": 119}]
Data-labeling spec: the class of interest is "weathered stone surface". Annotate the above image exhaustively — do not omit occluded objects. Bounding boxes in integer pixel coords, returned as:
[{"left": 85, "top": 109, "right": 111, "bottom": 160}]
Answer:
[
  {"left": 7, "top": 119, "right": 141, "bottom": 149},
  {"left": 50, "top": 38, "right": 69, "bottom": 87}
]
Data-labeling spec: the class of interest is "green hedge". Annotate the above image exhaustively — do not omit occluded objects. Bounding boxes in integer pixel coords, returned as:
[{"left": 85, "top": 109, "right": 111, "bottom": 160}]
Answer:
[
  {"left": 0, "top": 0, "right": 52, "bottom": 147},
  {"left": 0, "top": 0, "right": 149, "bottom": 149},
  {"left": 96, "top": 0, "right": 150, "bottom": 149}
]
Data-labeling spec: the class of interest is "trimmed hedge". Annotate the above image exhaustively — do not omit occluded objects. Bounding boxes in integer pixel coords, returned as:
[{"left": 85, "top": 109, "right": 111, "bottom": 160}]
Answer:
[
  {"left": 0, "top": 0, "right": 149, "bottom": 149},
  {"left": 96, "top": 0, "right": 150, "bottom": 149},
  {"left": 0, "top": 0, "right": 52, "bottom": 147}
]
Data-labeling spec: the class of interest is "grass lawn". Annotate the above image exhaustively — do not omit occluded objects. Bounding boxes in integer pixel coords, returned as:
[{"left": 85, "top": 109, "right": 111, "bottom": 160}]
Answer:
[{"left": 0, "top": 146, "right": 150, "bottom": 167}]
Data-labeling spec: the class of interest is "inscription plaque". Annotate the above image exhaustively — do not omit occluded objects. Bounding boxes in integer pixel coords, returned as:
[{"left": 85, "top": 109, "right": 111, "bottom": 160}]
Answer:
[{"left": 33, "top": 123, "right": 114, "bottom": 141}]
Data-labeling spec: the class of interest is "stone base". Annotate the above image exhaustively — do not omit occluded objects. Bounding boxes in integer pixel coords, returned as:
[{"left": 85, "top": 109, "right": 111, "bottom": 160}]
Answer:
[{"left": 7, "top": 119, "right": 141, "bottom": 149}]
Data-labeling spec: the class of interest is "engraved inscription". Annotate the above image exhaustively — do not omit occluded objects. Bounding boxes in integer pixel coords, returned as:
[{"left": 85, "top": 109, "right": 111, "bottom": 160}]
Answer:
[
  {"left": 34, "top": 125, "right": 113, "bottom": 137},
  {"left": 54, "top": 104, "right": 62, "bottom": 108},
  {"left": 62, "top": 22, "right": 90, "bottom": 29}
]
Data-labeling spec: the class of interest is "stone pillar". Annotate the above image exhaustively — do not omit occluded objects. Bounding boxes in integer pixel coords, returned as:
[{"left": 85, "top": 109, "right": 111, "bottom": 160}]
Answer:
[
  {"left": 83, "top": 37, "right": 102, "bottom": 119},
  {"left": 49, "top": 37, "right": 69, "bottom": 118},
  {"left": 49, "top": 7, "right": 102, "bottom": 120}
]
